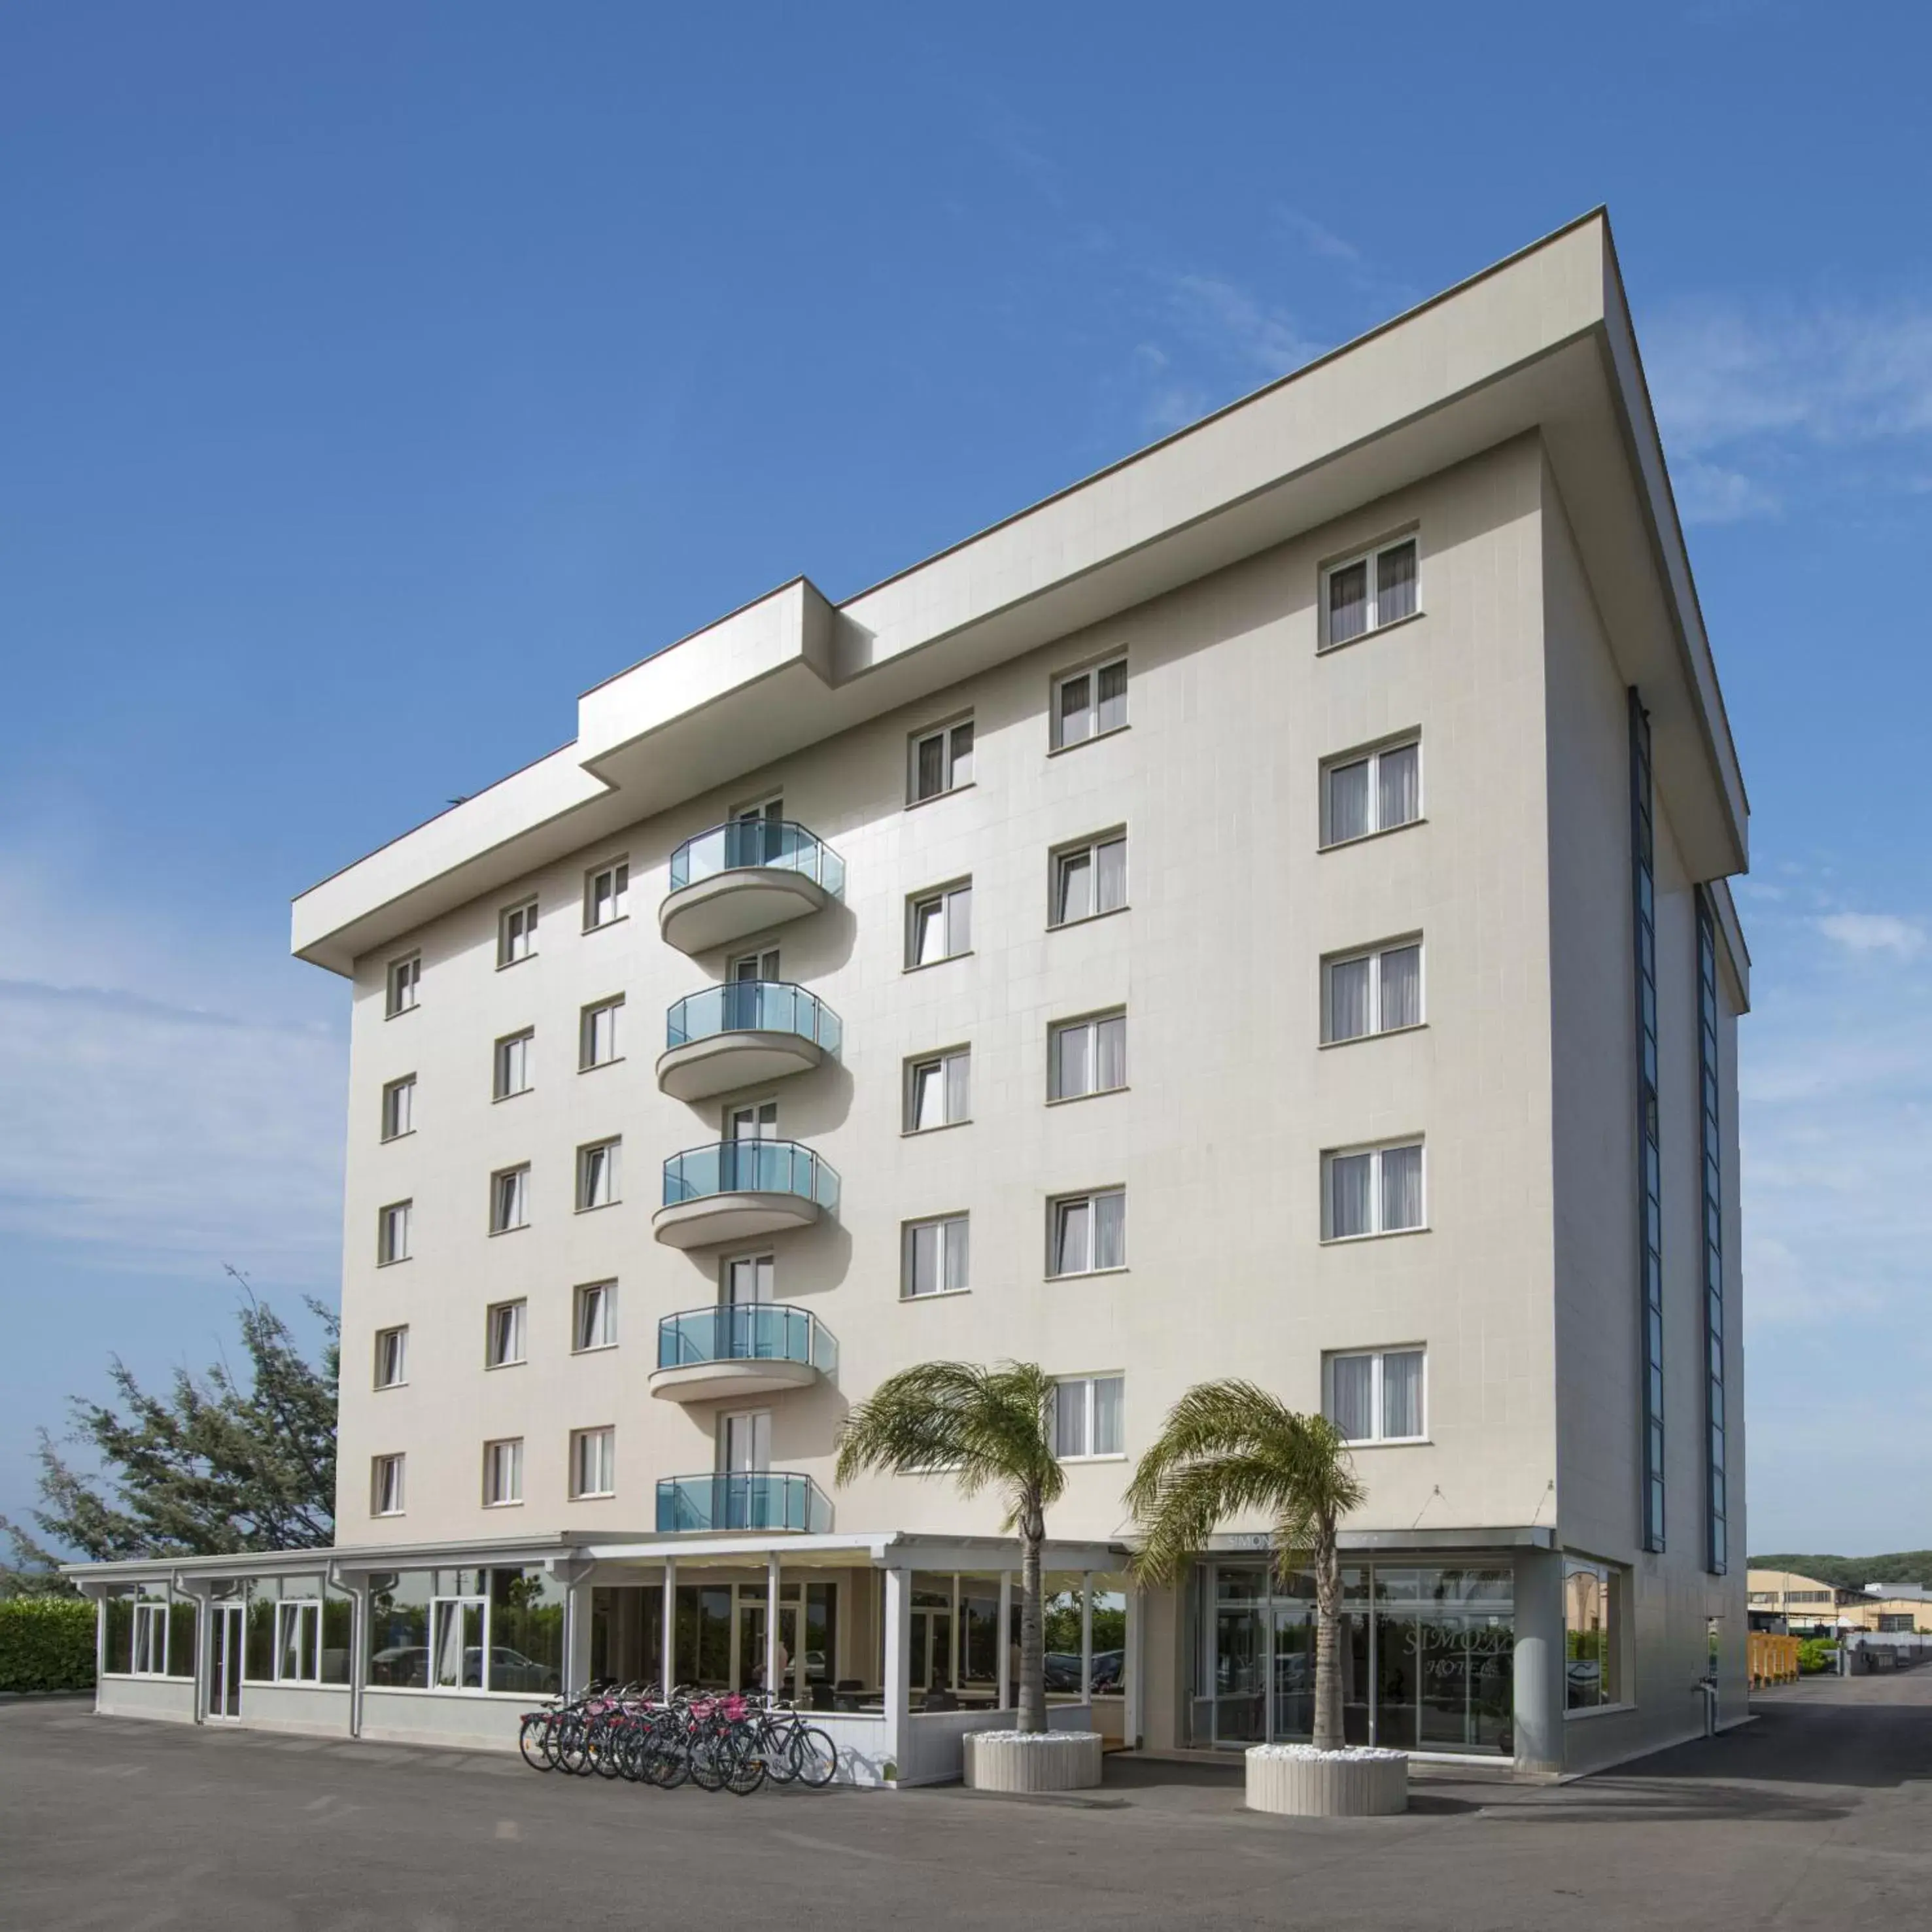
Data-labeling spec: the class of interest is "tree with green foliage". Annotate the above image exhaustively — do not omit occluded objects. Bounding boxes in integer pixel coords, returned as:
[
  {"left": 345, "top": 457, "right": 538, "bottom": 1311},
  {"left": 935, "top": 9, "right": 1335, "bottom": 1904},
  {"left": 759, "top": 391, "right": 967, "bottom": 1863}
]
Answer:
[
  {"left": 1129, "top": 1381, "right": 1364, "bottom": 1751},
  {"left": 0, "top": 1288, "right": 339, "bottom": 1582},
  {"left": 835, "top": 1360, "right": 1063, "bottom": 1733}
]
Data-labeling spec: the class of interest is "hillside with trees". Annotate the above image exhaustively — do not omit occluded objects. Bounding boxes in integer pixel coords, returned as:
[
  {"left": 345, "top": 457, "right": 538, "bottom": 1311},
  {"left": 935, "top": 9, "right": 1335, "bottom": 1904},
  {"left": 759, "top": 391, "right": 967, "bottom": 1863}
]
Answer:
[{"left": 1750, "top": 1552, "right": 1932, "bottom": 1591}]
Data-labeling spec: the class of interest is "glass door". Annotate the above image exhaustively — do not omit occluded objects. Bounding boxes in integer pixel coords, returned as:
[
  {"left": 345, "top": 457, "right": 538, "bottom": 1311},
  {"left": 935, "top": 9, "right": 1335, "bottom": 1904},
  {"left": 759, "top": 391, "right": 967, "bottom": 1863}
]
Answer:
[
  {"left": 208, "top": 1603, "right": 243, "bottom": 1721},
  {"left": 723, "top": 1103, "right": 778, "bottom": 1192},
  {"left": 739, "top": 1600, "right": 801, "bottom": 1698}
]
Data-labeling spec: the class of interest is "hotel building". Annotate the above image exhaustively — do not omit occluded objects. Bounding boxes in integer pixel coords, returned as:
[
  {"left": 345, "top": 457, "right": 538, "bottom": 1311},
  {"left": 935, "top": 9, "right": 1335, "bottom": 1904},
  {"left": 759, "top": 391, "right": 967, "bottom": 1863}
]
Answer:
[{"left": 71, "top": 209, "right": 1751, "bottom": 1782}]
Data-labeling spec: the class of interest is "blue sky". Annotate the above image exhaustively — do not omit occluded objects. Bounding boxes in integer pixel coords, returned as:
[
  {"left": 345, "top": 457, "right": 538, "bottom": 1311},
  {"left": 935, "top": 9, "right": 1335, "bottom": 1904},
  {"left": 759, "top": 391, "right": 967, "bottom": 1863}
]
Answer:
[{"left": 3, "top": 3, "right": 1929, "bottom": 1559}]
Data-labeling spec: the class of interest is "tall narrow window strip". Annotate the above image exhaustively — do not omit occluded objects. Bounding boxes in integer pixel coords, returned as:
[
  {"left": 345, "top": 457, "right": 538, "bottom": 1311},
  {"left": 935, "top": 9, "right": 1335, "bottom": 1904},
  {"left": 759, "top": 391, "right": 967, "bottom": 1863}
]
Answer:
[
  {"left": 1697, "top": 889, "right": 1728, "bottom": 1575},
  {"left": 1630, "top": 690, "right": 1666, "bottom": 1553}
]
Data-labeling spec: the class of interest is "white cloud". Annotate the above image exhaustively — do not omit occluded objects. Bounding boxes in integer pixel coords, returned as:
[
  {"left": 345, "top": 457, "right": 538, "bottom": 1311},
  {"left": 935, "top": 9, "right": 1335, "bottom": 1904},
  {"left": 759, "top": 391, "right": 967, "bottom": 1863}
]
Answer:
[
  {"left": 1673, "top": 458, "right": 1781, "bottom": 525},
  {"left": 1275, "top": 207, "right": 1362, "bottom": 265},
  {"left": 1813, "top": 911, "right": 1927, "bottom": 959},
  {"left": 1163, "top": 272, "right": 1325, "bottom": 379}
]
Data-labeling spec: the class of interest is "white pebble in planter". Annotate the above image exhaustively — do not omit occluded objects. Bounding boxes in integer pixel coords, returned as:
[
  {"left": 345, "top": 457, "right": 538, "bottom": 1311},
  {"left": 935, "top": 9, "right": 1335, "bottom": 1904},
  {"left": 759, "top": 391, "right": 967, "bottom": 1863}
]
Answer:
[
  {"left": 963, "top": 1731, "right": 1104, "bottom": 1793},
  {"left": 1245, "top": 1744, "right": 1409, "bottom": 1816}
]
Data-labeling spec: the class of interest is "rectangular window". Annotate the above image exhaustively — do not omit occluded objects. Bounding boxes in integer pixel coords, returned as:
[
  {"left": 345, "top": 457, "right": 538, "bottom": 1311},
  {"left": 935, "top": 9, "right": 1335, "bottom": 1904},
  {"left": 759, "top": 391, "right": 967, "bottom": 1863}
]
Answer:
[
  {"left": 1322, "top": 534, "right": 1419, "bottom": 647},
  {"left": 1697, "top": 889, "right": 1727, "bottom": 1576},
  {"left": 380, "top": 1074, "right": 415, "bottom": 1141},
  {"left": 1632, "top": 690, "right": 1665, "bottom": 1553},
  {"left": 377, "top": 1199, "right": 411, "bottom": 1266},
  {"left": 574, "top": 1280, "right": 617, "bottom": 1351},
  {"left": 494, "top": 1029, "right": 534, "bottom": 1100},
  {"left": 902, "top": 1214, "right": 970, "bottom": 1298},
  {"left": 1321, "top": 736, "right": 1421, "bottom": 846},
  {"left": 275, "top": 1600, "right": 322, "bottom": 1683},
  {"left": 1048, "top": 1010, "right": 1127, "bottom": 1101},
  {"left": 371, "top": 1453, "right": 405, "bottom": 1517},
  {"left": 430, "top": 1596, "right": 485, "bottom": 1689},
  {"left": 580, "top": 997, "right": 623, "bottom": 1070},
  {"left": 486, "top": 1298, "right": 527, "bottom": 1369},
  {"left": 1322, "top": 1141, "right": 1424, "bottom": 1240},
  {"left": 1049, "top": 1188, "right": 1126, "bottom": 1277},
  {"left": 373, "top": 1325, "right": 408, "bottom": 1389},
  {"left": 385, "top": 954, "right": 420, "bottom": 1017},
  {"left": 1052, "top": 1375, "right": 1124, "bottom": 1460},
  {"left": 1052, "top": 654, "right": 1128, "bottom": 750},
  {"left": 907, "top": 880, "right": 972, "bottom": 967},
  {"left": 584, "top": 858, "right": 630, "bottom": 930},
  {"left": 1564, "top": 1557, "right": 1624, "bottom": 1711},
  {"left": 498, "top": 899, "right": 538, "bottom": 967},
  {"left": 1050, "top": 833, "right": 1127, "bottom": 927},
  {"left": 131, "top": 1601, "right": 169, "bottom": 1676},
  {"left": 483, "top": 1438, "right": 524, "bottom": 1508},
  {"left": 905, "top": 1048, "right": 971, "bottom": 1131},
  {"left": 1322, "top": 940, "right": 1423, "bottom": 1043},
  {"left": 1325, "top": 1348, "right": 1426, "bottom": 1443},
  {"left": 910, "top": 716, "right": 975, "bottom": 802},
  {"left": 730, "top": 946, "right": 780, "bottom": 984},
  {"left": 571, "top": 1427, "right": 615, "bottom": 1499},
  {"left": 491, "top": 1163, "right": 530, "bottom": 1233},
  {"left": 577, "top": 1138, "right": 621, "bottom": 1211}
]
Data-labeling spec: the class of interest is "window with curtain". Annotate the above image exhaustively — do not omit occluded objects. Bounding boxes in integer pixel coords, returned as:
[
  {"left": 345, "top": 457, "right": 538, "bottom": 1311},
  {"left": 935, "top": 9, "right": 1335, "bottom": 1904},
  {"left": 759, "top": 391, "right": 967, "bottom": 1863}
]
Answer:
[
  {"left": 574, "top": 1281, "right": 617, "bottom": 1350},
  {"left": 1322, "top": 1142, "right": 1424, "bottom": 1239},
  {"left": 381, "top": 1075, "right": 415, "bottom": 1141},
  {"left": 374, "top": 1325, "right": 407, "bottom": 1389},
  {"left": 910, "top": 717, "right": 975, "bottom": 802},
  {"left": 1051, "top": 833, "right": 1128, "bottom": 926},
  {"left": 386, "top": 954, "right": 420, "bottom": 1016},
  {"left": 724, "top": 1253, "right": 774, "bottom": 1304},
  {"left": 1324, "top": 1348, "right": 1425, "bottom": 1443},
  {"left": 906, "top": 1048, "right": 971, "bottom": 1131},
  {"left": 1052, "top": 1375, "right": 1125, "bottom": 1458},
  {"left": 492, "top": 1164, "right": 531, "bottom": 1232},
  {"left": 1052, "top": 654, "right": 1128, "bottom": 748},
  {"left": 371, "top": 1453, "right": 405, "bottom": 1517},
  {"left": 584, "top": 858, "right": 629, "bottom": 929},
  {"left": 1050, "top": 1188, "right": 1126, "bottom": 1276},
  {"left": 1321, "top": 736, "right": 1421, "bottom": 846},
  {"left": 486, "top": 1299, "right": 526, "bottom": 1368},
  {"left": 498, "top": 899, "right": 538, "bottom": 966},
  {"left": 483, "top": 1438, "right": 524, "bottom": 1507},
  {"left": 908, "top": 881, "right": 973, "bottom": 967},
  {"left": 571, "top": 1427, "right": 615, "bottom": 1498},
  {"left": 1322, "top": 940, "right": 1423, "bottom": 1043},
  {"left": 377, "top": 1199, "right": 411, "bottom": 1266},
  {"left": 494, "top": 1029, "right": 534, "bottom": 1099},
  {"left": 1322, "top": 536, "right": 1419, "bottom": 647},
  {"left": 579, "top": 997, "right": 623, "bottom": 1069},
  {"left": 903, "top": 1215, "right": 970, "bottom": 1298},
  {"left": 577, "top": 1139, "right": 620, "bottom": 1211},
  {"left": 1049, "top": 1011, "right": 1127, "bottom": 1100}
]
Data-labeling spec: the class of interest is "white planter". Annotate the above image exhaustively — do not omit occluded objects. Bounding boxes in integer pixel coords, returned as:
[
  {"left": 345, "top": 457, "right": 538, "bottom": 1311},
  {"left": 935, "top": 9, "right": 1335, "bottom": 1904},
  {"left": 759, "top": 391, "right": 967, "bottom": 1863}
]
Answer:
[
  {"left": 963, "top": 1730, "right": 1104, "bottom": 1793},
  {"left": 1245, "top": 1744, "right": 1409, "bottom": 1817}
]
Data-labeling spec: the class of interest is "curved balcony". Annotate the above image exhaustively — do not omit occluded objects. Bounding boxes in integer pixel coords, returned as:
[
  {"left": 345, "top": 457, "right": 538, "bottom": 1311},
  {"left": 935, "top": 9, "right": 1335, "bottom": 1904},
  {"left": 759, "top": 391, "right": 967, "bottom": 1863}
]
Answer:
[
  {"left": 660, "top": 819, "right": 846, "bottom": 956},
  {"left": 657, "top": 982, "right": 842, "bottom": 1103},
  {"left": 655, "top": 1472, "right": 833, "bottom": 1535},
  {"left": 650, "top": 1303, "right": 838, "bottom": 1404},
  {"left": 653, "top": 1139, "right": 840, "bottom": 1249}
]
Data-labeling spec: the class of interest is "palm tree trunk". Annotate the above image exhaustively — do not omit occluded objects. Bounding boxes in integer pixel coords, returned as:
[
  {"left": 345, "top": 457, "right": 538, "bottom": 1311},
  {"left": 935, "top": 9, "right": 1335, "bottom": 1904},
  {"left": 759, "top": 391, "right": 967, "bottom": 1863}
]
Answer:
[
  {"left": 1019, "top": 1499, "right": 1047, "bottom": 1734},
  {"left": 1311, "top": 1517, "right": 1343, "bottom": 1751}
]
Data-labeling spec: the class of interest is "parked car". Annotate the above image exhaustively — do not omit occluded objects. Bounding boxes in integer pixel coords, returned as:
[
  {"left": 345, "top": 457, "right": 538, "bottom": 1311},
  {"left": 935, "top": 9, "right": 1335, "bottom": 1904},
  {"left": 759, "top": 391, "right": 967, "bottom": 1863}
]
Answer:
[{"left": 367, "top": 1644, "right": 558, "bottom": 1692}]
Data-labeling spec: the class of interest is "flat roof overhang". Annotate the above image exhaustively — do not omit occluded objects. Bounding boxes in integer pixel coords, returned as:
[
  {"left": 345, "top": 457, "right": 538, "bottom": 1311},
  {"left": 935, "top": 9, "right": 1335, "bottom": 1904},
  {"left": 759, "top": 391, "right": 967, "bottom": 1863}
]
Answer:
[{"left": 291, "top": 210, "right": 1746, "bottom": 978}]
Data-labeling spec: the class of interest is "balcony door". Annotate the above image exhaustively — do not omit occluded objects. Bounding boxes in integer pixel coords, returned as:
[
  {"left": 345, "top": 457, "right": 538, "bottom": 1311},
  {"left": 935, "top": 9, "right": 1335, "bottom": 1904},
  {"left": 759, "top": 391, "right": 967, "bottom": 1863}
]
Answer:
[
  {"left": 719, "top": 1409, "right": 772, "bottom": 1475},
  {"left": 207, "top": 1602, "right": 244, "bottom": 1721},
  {"left": 722, "top": 1101, "right": 778, "bottom": 1192},
  {"left": 734, "top": 796, "right": 784, "bottom": 867},
  {"left": 725, "top": 1254, "right": 774, "bottom": 1305}
]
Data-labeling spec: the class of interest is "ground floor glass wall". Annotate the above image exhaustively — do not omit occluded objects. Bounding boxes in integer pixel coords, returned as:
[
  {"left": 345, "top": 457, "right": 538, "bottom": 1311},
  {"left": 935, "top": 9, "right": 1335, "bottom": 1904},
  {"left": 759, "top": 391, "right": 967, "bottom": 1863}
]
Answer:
[{"left": 1192, "top": 1562, "right": 1515, "bottom": 1756}]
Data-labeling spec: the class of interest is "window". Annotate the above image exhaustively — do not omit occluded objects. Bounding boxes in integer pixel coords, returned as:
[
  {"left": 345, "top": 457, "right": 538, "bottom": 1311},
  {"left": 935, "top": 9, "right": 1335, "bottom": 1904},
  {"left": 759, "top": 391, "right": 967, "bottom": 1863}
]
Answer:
[
  {"left": 910, "top": 716, "right": 975, "bottom": 802},
  {"left": 574, "top": 1281, "right": 617, "bottom": 1351},
  {"left": 1049, "top": 1189, "right": 1126, "bottom": 1277},
  {"left": 729, "top": 946, "right": 780, "bottom": 984},
  {"left": 385, "top": 954, "right": 420, "bottom": 1017},
  {"left": 903, "top": 1214, "right": 970, "bottom": 1298},
  {"left": 1322, "top": 534, "right": 1419, "bottom": 647},
  {"left": 1052, "top": 1375, "right": 1124, "bottom": 1460},
  {"left": 486, "top": 1298, "right": 527, "bottom": 1368},
  {"left": 498, "top": 899, "right": 538, "bottom": 967},
  {"left": 1564, "top": 1556, "right": 1624, "bottom": 1711},
  {"left": 571, "top": 1427, "right": 615, "bottom": 1499},
  {"left": 1698, "top": 888, "right": 1728, "bottom": 1576},
  {"left": 1322, "top": 940, "right": 1423, "bottom": 1043},
  {"left": 381, "top": 1074, "right": 416, "bottom": 1141},
  {"left": 373, "top": 1325, "right": 408, "bottom": 1389},
  {"left": 584, "top": 857, "right": 629, "bottom": 930},
  {"left": 275, "top": 1600, "right": 322, "bottom": 1683},
  {"left": 1052, "top": 654, "right": 1127, "bottom": 750},
  {"left": 1325, "top": 1348, "right": 1426, "bottom": 1443},
  {"left": 908, "top": 880, "right": 972, "bottom": 967},
  {"left": 1051, "top": 833, "right": 1127, "bottom": 927},
  {"left": 578, "top": 1139, "right": 621, "bottom": 1211},
  {"left": 494, "top": 1028, "right": 533, "bottom": 1100},
  {"left": 483, "top": 1438, "right": 524, "bottom": 1508},
  {"left": 1631, "top": 691, "right": 1665, "bottom": 1554},
  {"left": 723, "top": 1252, "right": 774, "bottom": 1303},
  {"left": 1049, "top": 1011, "right": 1126, "bottom": 1101},
  {"left": 371, "top": 1453, "right": 405, "bottom": 1517},
  {"left": 491, "top": 1163, "right": 530, "bottom": 1233},
  {"left": 1321, "top": 736, "right": 1421, "bottom": 846},
  {"left": 430, "top": 1594, "right": 486, "bottom": 1689},
  {"left": 580, "top": 996, "right": 623, "bottom": 1070},
  {"left": 1322, "top": 1141, "right": 1424, "bottom": 1239},
  {"left": 131, "top": 1601, "right": 169, "bottom": 1675},
  {"left": 905, "top": 1048, "right": 970, "bottom": 1131},
  {"left": 377, "top": 1199, "right": 411, "bottom": 1266}
]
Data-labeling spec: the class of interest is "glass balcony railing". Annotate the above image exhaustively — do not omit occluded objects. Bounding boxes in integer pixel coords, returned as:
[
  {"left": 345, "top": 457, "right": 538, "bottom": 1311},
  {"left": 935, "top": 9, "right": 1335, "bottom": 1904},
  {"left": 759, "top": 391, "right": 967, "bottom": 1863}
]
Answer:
[
  {"left": 664, "top": 982, "right": 842, "bottom": 1056},
  {"left": 668, "top": 819, "right": 846, "bottom": 898},
  {"left": 661, "top": 1140, "right": 840, "bottom": 1213},
  {"left": 657, "top": 1303, "right": 838, "bottom": 1377},
  {"left": 655, "top": 1472, "right": 833, "bottom": 1535}
]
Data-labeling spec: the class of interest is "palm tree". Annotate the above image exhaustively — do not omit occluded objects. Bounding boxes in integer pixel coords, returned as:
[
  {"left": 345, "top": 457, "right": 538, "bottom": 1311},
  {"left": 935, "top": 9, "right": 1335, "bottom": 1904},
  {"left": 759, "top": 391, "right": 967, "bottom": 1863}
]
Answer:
[
  {"left": 1128, "top": 1381, "right": 1366, "bottom": 1751},
  {"left": 835, "top": 1360, "right": 1063, "bottom": 1734}
]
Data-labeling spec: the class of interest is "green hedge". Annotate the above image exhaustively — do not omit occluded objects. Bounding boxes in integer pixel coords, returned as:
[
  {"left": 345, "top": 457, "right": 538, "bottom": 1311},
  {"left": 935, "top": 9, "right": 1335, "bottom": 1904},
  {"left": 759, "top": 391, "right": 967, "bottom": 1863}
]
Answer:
[{"left": 0, "top": 1598, "right": 97, "bottom": 1693}]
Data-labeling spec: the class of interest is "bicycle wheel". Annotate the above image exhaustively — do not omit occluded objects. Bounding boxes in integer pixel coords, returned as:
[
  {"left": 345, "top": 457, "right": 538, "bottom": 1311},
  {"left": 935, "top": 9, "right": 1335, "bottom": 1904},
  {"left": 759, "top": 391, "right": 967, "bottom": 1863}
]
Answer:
[
  {"left": 790, "top": 1725, "right": 839, "bottom": 1789},
  {"left": 724, "top": 1729, "right": 767, "bottom": 1797},
  {"left": 519, "top": 1713, "right": 555, "bottom": 1772},
  {"left": 592, "top": 1717, "right": 625, "bottom": 1779},
  {"left": 687, "top": 1724, "right": 732, "bottom": 1793},
  {"left": 556, "top": 1717, "right": 591, "bottom": 1776}
]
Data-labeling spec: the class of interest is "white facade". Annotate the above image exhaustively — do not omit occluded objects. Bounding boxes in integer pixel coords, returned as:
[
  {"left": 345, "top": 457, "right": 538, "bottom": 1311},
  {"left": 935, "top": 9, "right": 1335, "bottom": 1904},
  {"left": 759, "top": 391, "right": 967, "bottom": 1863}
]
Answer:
[{"left": 75, "top": 211, "right": 1749, "bottom": 1779}]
